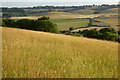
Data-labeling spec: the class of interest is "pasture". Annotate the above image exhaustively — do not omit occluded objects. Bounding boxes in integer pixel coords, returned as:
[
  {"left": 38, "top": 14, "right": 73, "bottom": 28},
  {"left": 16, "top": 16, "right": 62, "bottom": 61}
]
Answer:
[
  {"left": 95, "top": 17, "right": 118, "bottom": 30},
  {"left": 2, "top": 27, "right": 118, "bottom": 78},
  {"left": 52, "top": 19, "right": 89, "bottom": 30},
  {"left": 10, "top": 13, "right": 104, "bottom": 20}
]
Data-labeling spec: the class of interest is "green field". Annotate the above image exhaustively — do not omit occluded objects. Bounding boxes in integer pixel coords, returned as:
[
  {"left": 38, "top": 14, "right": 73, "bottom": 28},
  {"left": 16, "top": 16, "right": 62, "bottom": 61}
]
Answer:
[
  {"left": 52, "top": 19, "right": 89, "bottom": 30},
  {"left": 2, "top": 27, "right": 118, "bottom": 78}
]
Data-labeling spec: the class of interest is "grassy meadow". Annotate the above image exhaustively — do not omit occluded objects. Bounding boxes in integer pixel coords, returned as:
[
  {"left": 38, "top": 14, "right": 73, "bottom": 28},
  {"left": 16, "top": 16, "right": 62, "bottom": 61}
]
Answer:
[
  {"left": 2, "top": 27, "right": 118, "bottom": 78},
  {"left": 52, "top": 19, "right": 89, "bottom": 30}
]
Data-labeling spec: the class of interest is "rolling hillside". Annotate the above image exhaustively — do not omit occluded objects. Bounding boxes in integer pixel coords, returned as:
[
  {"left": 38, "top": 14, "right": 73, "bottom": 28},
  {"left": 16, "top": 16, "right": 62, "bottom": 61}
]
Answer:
[
  {"left": 10, "top": 13, "right": 104, "bottom": 20},
  {"left": 2, "top": 27, "right": 118, "bottom": 78},
  {"left": 95, "top": 17, "right": 119, "bottom": 30}
]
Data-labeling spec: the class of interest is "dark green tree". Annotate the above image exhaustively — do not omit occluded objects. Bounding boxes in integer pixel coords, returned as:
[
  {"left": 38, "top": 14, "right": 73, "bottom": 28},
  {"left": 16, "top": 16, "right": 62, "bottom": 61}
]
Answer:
[
  {"left": 84, "top": 29, "right": 99, "bottom": 38},
  {"left": 101, "top": 32, "right": 118, "bottom": 41},
  {"left": 35, "top": 20, "right": 58, "bottom": 33},
  {"left": 69, "top": 27, "right": 75, "bottom": 31},
  {"left": 100, "top": 27, "right": 117, "bottom": 34},
  {"left": 16, "top": 19, "right": 35, "bottom": 29},
  {"left": 3, "top": 19, "right": 16, "bottom": 27},
  {"left": 38, "top": 16, "right": 50, "bottom": 20}
]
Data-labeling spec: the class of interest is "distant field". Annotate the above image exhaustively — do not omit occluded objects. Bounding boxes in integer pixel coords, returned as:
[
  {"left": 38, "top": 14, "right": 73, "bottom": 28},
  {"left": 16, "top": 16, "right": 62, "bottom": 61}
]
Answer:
[
  {"left": 9, "top": 12, "right": 118, "bottom": 31},
  {"left": 10, "top": 13, "right": 105, "bottom": 20},
  {"left": 71, "top": 27, "right": 106, "bottom": 33},
  {"left": 95, "top": 17, "right": 118, "bottom": 30},
  {"left": 10, "top": 16, "right": 41, "bottom": 20},
  {"left": 102, "top": 8, "right": 118, "bottom": 13},
  {"left": 24, "top": 9, "right": 48, "bottom": 12},
  {"left": 52, "top": 19, "right": 89, "bottom": 30},
  {"left": 68, "top": 9, "right": 94, "bottom": 15},
  {"left": 22, "top": 7, "right": 118, "bottom": 15},
  {"left": 10, "top": 12, "right": 117, "bottom": 20},
  {"left": 2, "top": 27, "right": 118, "bottom": 78}
]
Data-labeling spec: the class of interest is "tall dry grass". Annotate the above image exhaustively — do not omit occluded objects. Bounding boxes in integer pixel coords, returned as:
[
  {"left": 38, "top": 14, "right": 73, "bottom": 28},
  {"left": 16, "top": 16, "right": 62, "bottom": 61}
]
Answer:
[{"left": 2, "top": 27, "right": 118, "bottom": 78}]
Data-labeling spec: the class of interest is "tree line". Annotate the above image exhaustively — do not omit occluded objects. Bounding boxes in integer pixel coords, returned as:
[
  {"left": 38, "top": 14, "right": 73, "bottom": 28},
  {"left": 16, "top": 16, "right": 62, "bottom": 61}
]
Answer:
[
  {"left": 2, "top": 16, "right": 58, "bottom": 33},
  {"left": 2, "top": 4, "right": 118, "bottom": 9},
  {"left": 2, "top": 4, "right": 118, "bottom": 18}
]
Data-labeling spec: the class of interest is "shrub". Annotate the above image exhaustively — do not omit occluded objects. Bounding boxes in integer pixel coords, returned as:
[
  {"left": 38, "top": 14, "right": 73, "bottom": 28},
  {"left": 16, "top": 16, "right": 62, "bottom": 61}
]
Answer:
[
  {"left": 38, "top": 16, "right": 50, "bottom": 20},
  {"left": 84, "top": 29, "right": 99, "bottom": 38},
  {"left": 35, "top": 20, "right": 58, "bottom": 33},
  {"left": 109, "top": 33, "right": 118, "bottom": 41},
  {"left": 99, "top": 27, "right": 117, "bottom": 34},
  {"left": 3, "top": 19, "right": 16, "bottom": 27},
  {"left": 65, "top": 32, "right": 72, "bottom": 35},
  {"left": 16, "top": 19, "right": 35, "bottom": 29},
  {"left": 101, "top": 32, "right": 118, "bottom": 41},
  {"left": 65, "top": 32, "right": 82, "bottom": 37},
  {"left": 118, "top": 30, "right": 120, "bottom": 35},
  {"left": 2, "top": 22, "right": 6, "bottom": 27},
  {"left": 72, "top": 33, "right": 82, "bottom": 37},
  {"left": 84, "top": 28, "right": 119, "bottom": 42},
  {"left": 69, "top": 27, "right": 75, "bottom": 31},
  {"left": 116, "top": 36, "right": 120, "bottom": 43}
]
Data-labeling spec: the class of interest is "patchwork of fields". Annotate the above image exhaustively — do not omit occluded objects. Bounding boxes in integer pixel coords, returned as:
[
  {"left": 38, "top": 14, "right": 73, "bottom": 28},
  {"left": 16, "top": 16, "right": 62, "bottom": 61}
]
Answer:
[
  {"left": 10, "top": 14, "right": 103, "bottom": 20},
  {"left": 2, "top": 27, "right": 118, "bottom": 78},
  {"left": 9, "top": 13, "right": 118, "bottom": 31},
  {"left": 10, "top": 13, "right": 117, "bottom": 20}
]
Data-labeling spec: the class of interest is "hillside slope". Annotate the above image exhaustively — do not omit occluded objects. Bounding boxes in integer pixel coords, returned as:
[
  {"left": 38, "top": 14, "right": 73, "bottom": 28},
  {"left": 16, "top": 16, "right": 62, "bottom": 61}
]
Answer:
[{"left": 2, "top": 27, "right": 118, "bottom": 78}]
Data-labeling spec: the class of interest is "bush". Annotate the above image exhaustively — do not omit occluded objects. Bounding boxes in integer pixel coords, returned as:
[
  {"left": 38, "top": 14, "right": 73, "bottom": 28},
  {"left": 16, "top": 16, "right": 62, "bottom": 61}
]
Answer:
[
  {"left": 84, "top": 28, "right": 119, "bottom": 42},
  {"left": 72, "top": 33, "right": 82, "bottom": 37},
  {"left": 101, "top": 32, "right": 118, "bottom": 41},
  {"left": 65, "top": 32, "right": 72, "bottom": 35},
  {"left": 38, "top": 16, "right": 50, "bottom": 20},
  {"left": 2, "top": 22, "right": 6, "bottom": 27},
  {"left": 16, "top": 19, "right": 35, "bottom": 29},
  {"left": 3, "top": 19, "right": 16, "bottom": 27},
  {"left": 0, "top": 18, "right": 6, "bottom": 27},
  {"left": 65, "top": 32, "right": 82, "bottom": 37},
  {"left": 118, "top": 30, "right": 120, "bottom": 35},
  {"left": 99, "top": 27, "right": 117, "bottom": 34},
  {"left": 84, "top": 29, "right": 99, "bottom": 38},
  {"left": 35, "top": 20, "right": 58, "bottom": 33},
  {"left": 116, "top": 36, "right": 120, "bottom": 43},
  {"left": 109, "top": 33, "right": 118, "bottom": 41},
  {"left": 0, "top": 19, "right": 2, "bottom": 26},
  {"left": 69, "top": 27, "right": 75, "bottom": 31}
]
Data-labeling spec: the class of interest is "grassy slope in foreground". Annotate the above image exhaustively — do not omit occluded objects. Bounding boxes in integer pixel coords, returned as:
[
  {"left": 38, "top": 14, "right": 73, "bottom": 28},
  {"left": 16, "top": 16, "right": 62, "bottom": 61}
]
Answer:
[{"left": 2, "top": 27, "right": 118, "bottom": 78}]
